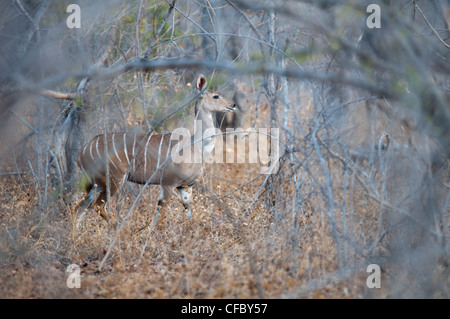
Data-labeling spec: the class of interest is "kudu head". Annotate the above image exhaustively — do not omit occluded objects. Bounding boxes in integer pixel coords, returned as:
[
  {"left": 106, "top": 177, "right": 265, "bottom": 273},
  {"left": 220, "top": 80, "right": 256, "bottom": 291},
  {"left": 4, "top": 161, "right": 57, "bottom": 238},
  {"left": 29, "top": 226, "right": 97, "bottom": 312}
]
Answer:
[{"left": 194, "top": 74, "right": 236, "bottom": 114}]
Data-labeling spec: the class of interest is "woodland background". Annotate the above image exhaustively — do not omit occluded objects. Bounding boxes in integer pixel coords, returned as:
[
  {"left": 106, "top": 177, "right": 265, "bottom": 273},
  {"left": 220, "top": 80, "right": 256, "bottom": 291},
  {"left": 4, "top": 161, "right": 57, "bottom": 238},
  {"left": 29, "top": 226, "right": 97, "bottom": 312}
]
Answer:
[{"left": 0, "top": 0, "right": 449, "bottom": 298}]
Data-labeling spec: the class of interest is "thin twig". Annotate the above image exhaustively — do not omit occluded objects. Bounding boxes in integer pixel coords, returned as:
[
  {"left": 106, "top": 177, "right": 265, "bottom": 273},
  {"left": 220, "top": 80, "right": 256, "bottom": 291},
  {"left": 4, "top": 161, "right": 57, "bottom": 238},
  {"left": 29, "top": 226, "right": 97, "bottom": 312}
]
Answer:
[
  {"left": 414, "top": 3, "right": 450, "bottom": 49},
  {"left": 0, "top": 171, "right": 30, "bottom": 176}
]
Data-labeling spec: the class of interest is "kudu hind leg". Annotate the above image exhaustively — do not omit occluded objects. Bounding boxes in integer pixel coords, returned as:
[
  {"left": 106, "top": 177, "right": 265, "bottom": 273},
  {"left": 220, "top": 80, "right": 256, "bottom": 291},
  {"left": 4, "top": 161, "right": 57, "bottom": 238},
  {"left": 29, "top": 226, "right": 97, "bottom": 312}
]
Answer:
[
  {"left": 81, "top": 177, "right": 120, "bottom": 223},
  {"left": 73, "top": 183, "right": 101, "bottom": 227},
  {"left": 75, "top": 181, "right": 111, "bottom": 223},
  {"left": 91, "top": 181, "right": 116, "bottom": 223},
  {"left": 74, "top": 186, "right": 96, "bottom": 213}
]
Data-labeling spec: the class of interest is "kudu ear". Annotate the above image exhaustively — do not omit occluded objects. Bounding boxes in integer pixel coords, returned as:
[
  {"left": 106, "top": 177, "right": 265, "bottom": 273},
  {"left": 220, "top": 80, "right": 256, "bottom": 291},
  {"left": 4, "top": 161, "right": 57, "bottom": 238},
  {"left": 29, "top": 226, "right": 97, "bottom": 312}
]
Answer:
[{"left": 196, "top": 74, "right": 207, "bottom": 92}]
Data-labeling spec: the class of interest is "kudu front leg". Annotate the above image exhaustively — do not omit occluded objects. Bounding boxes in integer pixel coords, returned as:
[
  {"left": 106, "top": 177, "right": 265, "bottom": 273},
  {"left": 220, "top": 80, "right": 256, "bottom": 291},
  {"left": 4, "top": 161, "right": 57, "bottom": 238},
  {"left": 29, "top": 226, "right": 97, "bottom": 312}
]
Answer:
[{"left": 177, "top": 186, "right": 193, "bottom": 220}]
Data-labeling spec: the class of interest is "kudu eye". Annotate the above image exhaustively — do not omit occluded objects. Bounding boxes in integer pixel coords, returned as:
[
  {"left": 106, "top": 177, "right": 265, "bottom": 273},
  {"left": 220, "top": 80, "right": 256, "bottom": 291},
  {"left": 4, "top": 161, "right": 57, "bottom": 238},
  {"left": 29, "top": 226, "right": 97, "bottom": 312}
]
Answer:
[{"left": 213, "top": 95, "right": 220, "bottom": 99}]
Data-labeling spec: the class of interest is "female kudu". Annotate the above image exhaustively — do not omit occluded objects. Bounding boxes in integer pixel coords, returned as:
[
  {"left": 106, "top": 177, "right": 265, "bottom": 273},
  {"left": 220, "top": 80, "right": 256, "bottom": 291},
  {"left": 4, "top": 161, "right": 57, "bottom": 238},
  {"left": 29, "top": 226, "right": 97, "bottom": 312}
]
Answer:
[{"left": 74, "top": 75, "right": 235, "bottom": 223}]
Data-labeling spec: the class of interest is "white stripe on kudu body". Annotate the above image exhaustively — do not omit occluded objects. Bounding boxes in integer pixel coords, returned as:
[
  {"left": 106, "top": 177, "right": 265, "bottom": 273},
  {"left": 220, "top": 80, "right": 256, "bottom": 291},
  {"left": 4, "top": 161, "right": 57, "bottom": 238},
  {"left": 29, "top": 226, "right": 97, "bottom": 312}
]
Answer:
[
  {"left": 112, "top": 133, "right": 122, "bottom": 163},
  {"left": 123, "top": 133, "right": 130, "bottom": 164},
  {"left": 89, "top": 141, "right": 95, "bottom": 162},
  {"left": 74, "top": 75, "right": 236, "bottom": 224},
  {"left": 95, "top": 137, "right": 101, "bottom": 159},
  {"left": 144, "top": 133, "right": 153, "bottom": 178}
]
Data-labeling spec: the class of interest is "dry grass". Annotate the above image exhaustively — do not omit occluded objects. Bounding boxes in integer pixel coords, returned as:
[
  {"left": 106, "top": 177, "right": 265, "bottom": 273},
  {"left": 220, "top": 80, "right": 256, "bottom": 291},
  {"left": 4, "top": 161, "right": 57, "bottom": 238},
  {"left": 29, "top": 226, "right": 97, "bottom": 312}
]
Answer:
[
  {"left": 0, "top": 89, "right": 448, "bottom": 299},
  {"left": 0, "top": 152, "right": 378, "bottom": 299}
]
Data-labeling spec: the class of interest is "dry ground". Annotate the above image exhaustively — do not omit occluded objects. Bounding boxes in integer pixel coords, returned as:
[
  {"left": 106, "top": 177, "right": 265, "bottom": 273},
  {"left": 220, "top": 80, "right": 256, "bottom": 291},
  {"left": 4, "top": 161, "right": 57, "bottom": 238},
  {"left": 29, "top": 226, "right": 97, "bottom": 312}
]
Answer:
[{"left": 0, "top": 152, "right": 379, "bottom": 299}]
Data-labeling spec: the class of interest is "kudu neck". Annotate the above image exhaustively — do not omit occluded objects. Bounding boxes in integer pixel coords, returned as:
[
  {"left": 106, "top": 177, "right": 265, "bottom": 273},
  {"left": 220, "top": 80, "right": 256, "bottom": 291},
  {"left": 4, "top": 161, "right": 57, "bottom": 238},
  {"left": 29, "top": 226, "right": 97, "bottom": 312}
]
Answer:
[{"left": 193, "top": 98, "right": 216, "bottom": 153}]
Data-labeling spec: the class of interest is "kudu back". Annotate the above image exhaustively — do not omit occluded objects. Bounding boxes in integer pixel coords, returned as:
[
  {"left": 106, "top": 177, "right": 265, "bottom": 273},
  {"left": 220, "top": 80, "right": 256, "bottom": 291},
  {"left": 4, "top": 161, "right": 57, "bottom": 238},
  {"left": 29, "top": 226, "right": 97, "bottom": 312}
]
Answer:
[{"left": 75, "top": 75, "right": 235, "bottom": 223}]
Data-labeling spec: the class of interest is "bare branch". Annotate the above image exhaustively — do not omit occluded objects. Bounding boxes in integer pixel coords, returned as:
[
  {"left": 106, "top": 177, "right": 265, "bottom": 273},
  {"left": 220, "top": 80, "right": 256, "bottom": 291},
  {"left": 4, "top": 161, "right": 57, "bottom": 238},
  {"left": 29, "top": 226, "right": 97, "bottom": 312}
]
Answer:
[
  {"left": 415, "top": 2, "right": 450, "bottom": 49},
  {"left": 77, "top": 57, "right": 395, "bottom": 98},
  {"left": 39, "top": 89, "right": 80, "bottom": 100}
]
